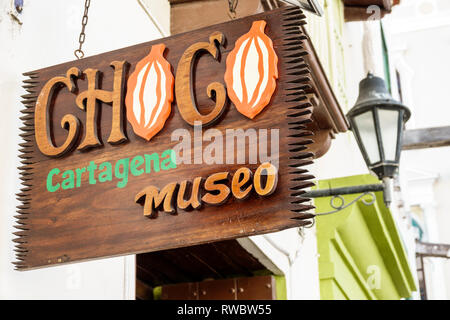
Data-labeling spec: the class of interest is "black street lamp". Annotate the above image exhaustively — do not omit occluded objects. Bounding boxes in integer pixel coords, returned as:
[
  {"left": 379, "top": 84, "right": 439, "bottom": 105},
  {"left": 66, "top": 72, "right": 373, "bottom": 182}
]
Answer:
[
  {"left": 304, "top": 73, "right": 411, "bottom": 214},
  {"left": 347, "top": 73, "right": 411, "bottom": 180}
]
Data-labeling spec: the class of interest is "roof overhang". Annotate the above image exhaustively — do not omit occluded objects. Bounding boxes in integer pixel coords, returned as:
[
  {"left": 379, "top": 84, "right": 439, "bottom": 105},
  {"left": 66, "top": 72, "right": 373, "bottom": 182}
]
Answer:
[{"left": 343, "top": 0, "right": 401, "bottom": 22}]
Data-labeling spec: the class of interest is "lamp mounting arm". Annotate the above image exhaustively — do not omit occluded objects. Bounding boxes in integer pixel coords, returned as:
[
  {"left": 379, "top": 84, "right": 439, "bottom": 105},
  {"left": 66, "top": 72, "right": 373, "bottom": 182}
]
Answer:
[{"left": 303, "top": 178, "right": 393, "bottom": 216}]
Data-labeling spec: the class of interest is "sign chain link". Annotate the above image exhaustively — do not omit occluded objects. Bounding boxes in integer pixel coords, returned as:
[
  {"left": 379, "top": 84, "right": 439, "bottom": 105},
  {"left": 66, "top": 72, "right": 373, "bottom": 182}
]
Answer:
[{"left": 74, "top": 0, "right": 91, "bottom": 59}]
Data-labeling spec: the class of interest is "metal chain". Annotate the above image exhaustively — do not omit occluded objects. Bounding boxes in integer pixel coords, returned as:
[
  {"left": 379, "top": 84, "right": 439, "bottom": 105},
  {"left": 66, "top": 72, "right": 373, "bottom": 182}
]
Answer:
[
  {"left": 74, "top": 0, "right": 91, "bottom": 59},
  {"left": 227, "top": 0, "right": 238, "bottom": 19}
]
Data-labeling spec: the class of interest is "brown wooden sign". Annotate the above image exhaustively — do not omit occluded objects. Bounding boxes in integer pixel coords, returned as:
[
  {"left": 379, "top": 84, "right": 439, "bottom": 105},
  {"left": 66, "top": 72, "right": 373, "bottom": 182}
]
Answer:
[{"left": 15, "top": 7, "right": 315, "bottom": 270}]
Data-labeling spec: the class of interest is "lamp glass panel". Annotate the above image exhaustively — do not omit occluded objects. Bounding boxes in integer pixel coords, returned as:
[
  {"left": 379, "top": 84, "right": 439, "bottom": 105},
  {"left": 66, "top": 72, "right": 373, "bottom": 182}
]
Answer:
[
  {"left": 353, "top": 110, "right": 380, "bottom": 164},
  {"left": 378, "top": 109, "right": 400, "bottom": 161}
]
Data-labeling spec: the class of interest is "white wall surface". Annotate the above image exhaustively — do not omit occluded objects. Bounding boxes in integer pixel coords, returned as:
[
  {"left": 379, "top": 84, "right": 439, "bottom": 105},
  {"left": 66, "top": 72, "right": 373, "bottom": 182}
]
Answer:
[
  {"left": 0, "top": 0, "right": 167, "bottom": 299},
  {"left": 140, "top": 0, "right": 171, "bottom": 36},
  {"left": 384, "top": 0, "right": 450, "bottom": 300}
]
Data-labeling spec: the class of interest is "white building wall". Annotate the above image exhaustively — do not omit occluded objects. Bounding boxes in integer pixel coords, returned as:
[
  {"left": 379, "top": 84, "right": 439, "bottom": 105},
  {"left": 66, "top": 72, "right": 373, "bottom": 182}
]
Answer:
[
  {"left": 0, "top": 0, "right": 168, "bottom": 299},
  {"left": 432, "top": 176, "right": 450, "bottom": 299},
  {"left": 384, "top": 0, "right": 450, "bottom": 300}
]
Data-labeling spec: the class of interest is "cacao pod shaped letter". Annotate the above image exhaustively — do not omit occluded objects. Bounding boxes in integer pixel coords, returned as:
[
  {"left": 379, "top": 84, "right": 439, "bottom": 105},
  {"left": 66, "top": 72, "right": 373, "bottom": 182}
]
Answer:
[
  {"left": 126, "top": 44, "right": 174, "bottom": 141},
  {"left": 224, "top": 20, "right": 278, "bottom": 119}
]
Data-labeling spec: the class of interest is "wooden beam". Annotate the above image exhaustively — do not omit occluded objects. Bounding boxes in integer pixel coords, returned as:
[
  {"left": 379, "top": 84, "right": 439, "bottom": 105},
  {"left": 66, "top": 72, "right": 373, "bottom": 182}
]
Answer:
[
  {"left": 169, "top": 0, "right": 210, "bottom": 4},
  {"left": 402, "top": 126, "right": 450, "bottom": 150},
  {"left": 170, "top": 0, "right": 264, "bottom": 35},
  {"left": 342, "top": 0, "right": 393, "bottom": 11},
  {"left": 416, "top": 241, "right": 450, "bottom": 259},
  {"left": 344, "top": 6, "right": 388, "bottom": 22},
  {"left": 160, "top": 275, "right": 277, "bottom": 300},
  {"left": 342, "top": 0, "right": 401, "bottom": 21}
]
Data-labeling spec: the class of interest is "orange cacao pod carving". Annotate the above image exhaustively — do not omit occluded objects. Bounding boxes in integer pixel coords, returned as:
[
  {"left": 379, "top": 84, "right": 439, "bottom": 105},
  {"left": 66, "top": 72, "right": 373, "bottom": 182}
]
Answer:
[
  {"left": 224, "top": 20, "right": 278, "bottom": 119},
  {"left": 126, "top": 44, "right": 174, "bottom": 141}
]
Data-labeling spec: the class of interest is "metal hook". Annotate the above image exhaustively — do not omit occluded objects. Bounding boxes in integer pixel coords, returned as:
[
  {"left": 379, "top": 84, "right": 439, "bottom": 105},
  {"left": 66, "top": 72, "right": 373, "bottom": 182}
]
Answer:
[
  {"left": 227, "top": 0, "right": 238, "bottom": 19},
  {"left": 74, "top": 49, "right": 84, "bottom": 60}
]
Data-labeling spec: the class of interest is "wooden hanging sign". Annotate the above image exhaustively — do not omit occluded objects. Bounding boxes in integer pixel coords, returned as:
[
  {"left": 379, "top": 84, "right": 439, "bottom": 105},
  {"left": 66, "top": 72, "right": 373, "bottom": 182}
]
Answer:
[{"left": 15, "top": 6, "right": 315, "bottom": 270}]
